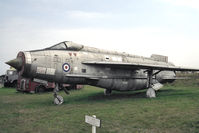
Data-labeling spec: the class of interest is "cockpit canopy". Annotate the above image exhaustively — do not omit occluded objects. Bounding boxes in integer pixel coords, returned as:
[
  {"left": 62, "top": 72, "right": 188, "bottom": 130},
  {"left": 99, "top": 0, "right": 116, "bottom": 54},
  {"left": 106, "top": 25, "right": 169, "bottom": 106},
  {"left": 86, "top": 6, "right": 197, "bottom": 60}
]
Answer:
[{"left": 46, "top": 41, "right": 83, "bottom": 51}]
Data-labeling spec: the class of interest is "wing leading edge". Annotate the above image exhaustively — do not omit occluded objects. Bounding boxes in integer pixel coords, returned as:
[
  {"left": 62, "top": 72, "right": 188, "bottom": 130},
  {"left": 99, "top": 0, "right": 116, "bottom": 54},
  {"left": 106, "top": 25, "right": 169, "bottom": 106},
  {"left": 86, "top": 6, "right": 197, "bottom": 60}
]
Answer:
[{"left": 82, "top": 61, "right": 199, "bottom": 71}]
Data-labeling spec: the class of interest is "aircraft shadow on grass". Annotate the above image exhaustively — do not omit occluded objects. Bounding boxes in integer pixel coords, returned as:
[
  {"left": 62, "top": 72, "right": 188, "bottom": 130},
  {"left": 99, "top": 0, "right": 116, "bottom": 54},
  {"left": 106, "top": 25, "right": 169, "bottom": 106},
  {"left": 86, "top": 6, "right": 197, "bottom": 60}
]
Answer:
[
  {"left": 72, "top": 88, "right": 197, "bottom": 103},
  {"left": 72, "top": 89, "right": 165, "bottom": 102},
  {"left": 30, "top": 88, "right": 197, "bottom": 106},
  {"left": 156, "top": 88, "right": 197, "bottom": 97}
]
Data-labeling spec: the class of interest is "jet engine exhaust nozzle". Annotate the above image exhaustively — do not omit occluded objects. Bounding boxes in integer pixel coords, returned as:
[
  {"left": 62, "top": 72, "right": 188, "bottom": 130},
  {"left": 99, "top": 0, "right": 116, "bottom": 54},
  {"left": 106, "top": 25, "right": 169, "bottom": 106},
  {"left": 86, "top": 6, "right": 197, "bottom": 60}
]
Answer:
[{"left": 6, "top": 58, "right": 23, "bottom": 70}]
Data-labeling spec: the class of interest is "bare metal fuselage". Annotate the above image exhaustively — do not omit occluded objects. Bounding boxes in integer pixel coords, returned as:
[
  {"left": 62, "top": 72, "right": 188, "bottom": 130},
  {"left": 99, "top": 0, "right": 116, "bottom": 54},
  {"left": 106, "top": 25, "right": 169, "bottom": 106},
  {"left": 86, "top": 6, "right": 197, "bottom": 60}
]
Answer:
[{"left": 15, "top": 46, "right": 175, "bottom": 91}]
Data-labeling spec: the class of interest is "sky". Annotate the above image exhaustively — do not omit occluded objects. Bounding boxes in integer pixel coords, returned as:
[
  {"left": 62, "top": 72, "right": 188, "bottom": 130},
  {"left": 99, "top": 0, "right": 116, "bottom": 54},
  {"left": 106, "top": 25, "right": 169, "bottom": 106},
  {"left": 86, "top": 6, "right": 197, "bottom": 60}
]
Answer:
[{"left": 0, "top": 0, "right": 199, "bottom": 75}]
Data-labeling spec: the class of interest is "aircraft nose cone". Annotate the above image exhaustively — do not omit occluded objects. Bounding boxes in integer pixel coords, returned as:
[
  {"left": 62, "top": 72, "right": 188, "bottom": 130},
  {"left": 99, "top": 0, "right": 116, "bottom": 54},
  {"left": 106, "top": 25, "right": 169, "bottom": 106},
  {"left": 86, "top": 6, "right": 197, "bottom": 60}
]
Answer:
[{"left": 6, "top": 58, "right": 23, "bottom": 70}]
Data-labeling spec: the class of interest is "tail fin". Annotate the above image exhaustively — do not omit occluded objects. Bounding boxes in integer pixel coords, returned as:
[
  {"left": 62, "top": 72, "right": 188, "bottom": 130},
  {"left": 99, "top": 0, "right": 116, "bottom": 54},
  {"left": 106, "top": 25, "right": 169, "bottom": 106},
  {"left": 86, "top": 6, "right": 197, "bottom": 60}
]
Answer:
[{"left": 151, "top": 54, "right": 168, "bottom": 63}]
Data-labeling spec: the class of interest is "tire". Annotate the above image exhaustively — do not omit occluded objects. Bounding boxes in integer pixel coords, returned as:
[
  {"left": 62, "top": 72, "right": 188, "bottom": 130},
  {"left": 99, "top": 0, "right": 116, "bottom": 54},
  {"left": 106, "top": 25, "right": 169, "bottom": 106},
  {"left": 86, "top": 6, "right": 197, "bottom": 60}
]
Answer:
[{"left": 104, "top": 89, "right": 112, "bottom": 95}]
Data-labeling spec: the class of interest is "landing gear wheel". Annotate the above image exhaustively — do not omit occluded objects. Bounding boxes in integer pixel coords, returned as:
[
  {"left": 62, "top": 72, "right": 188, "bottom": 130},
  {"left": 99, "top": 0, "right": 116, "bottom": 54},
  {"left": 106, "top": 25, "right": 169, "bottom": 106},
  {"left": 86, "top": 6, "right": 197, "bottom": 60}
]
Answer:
[
  {"left": 54, "top": 95, "right": 64, "bottom": 105},
  {"left": 146, "top": 69, "right": 156, "bottom": 98},
  {"left": 146, "top": 88, "right": 156, "bottom": 98},
  {"left": 104, "top": 89, "right": 112, "bottom": 96},
  {"left": 53, "top": 83, "right": 65, "bottom": 105}
]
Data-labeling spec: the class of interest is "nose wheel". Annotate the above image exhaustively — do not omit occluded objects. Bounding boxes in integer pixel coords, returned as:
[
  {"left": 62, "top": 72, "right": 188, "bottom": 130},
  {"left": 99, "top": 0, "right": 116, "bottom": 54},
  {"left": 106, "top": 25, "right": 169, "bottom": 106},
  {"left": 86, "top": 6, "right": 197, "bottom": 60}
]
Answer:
[
  {"left": 54, "top": 95, "right": 64, "bottom": 105},
  {"left": 53, "top": 83, "right": 64, "bottom": 105}
]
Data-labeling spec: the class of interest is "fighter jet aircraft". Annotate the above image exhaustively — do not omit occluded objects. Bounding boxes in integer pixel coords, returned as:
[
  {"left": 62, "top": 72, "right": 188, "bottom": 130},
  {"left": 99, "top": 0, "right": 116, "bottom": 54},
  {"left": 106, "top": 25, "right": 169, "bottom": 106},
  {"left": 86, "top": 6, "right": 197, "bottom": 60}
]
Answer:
[{"left": 6, "top": 41, "right": 199, "bottom": 105}]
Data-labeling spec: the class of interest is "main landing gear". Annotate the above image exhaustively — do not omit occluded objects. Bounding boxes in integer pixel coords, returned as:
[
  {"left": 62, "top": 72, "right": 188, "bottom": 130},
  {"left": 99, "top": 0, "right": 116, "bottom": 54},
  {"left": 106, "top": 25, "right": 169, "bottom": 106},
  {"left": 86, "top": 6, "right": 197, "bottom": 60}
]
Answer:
[
  {"left": 53, "top": 83, "right": 70, "bottom": 105},
  {"left": 104, "top": 89, "right": 112, "bottom": 96},
  {"left": 146, "top": 69, "right": 156, "bottom": 98}
]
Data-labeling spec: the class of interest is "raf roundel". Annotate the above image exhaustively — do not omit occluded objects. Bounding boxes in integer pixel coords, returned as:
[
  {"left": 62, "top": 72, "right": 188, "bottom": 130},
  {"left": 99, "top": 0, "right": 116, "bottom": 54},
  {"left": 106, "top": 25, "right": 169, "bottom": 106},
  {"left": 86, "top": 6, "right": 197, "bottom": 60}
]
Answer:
[{"left": 62, "top": 63, "right": 70, "bottom": 72}]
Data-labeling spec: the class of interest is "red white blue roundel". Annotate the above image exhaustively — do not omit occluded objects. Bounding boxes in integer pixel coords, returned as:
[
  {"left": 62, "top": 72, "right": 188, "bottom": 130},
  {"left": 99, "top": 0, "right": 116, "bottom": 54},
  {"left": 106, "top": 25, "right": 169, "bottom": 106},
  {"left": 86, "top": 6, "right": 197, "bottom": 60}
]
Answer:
[{"left": 62, "top": 63, "right": 70, "bottom": 72}]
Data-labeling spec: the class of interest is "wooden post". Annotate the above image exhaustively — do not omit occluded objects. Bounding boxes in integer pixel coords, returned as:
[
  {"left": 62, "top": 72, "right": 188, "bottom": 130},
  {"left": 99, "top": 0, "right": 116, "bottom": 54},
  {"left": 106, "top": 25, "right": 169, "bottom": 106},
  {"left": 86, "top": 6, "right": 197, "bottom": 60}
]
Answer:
[{"left": 92, "top": 115, "right": 96, "bottom": 133}]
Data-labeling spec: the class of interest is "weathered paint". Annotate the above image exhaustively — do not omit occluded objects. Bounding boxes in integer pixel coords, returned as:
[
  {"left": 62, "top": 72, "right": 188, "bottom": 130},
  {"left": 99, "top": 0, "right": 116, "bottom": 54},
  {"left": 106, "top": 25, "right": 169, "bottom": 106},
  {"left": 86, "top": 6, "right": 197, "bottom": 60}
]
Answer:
[{"left": 6, "top": 41, "right": 199, "bottom": 92}]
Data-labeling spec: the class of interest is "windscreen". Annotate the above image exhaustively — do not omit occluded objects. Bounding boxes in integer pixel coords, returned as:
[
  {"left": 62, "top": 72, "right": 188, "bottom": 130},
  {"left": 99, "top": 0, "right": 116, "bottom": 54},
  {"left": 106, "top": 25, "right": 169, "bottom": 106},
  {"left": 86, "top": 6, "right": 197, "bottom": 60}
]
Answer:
[
  {"left": 48, "top": 42, "right": 67, "bottom": 50},
  {"left": 46, "top": 41, "right": 83, "bottom": 51}
]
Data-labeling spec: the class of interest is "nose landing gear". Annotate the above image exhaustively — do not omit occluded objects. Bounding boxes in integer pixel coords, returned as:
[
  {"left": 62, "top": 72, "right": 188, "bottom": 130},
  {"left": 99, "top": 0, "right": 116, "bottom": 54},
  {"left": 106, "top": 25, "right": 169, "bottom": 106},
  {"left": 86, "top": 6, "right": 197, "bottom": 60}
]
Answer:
[
  {"left": 53, "top": 83, "right": 63, "bottom": 105},
  {"left": 53, "top": 83, "right": 70, "bottom": 105}
]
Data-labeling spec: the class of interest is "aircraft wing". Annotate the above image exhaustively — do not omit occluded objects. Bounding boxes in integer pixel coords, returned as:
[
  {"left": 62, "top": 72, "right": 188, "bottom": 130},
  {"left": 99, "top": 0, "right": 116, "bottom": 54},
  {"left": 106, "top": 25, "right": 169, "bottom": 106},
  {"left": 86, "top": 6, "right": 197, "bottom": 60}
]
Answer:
[{"left": 82, "top": 61, "right": 199, "bottom": 71}]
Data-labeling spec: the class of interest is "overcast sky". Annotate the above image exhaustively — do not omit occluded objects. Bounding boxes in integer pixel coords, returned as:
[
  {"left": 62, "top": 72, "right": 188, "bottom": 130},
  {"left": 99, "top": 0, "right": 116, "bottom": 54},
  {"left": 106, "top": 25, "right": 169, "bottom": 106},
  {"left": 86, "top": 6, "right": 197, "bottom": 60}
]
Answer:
[{"left": 0, "top": 0, "right": 199, "bottom": 75}]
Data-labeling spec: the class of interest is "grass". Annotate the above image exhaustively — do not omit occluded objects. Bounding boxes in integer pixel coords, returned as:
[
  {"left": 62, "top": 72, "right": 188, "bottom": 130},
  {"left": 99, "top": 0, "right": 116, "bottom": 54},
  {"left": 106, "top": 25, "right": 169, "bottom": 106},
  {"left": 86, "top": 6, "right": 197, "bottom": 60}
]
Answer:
[{"left": 0, "top": 79, "right": 199, "bottom": 133}]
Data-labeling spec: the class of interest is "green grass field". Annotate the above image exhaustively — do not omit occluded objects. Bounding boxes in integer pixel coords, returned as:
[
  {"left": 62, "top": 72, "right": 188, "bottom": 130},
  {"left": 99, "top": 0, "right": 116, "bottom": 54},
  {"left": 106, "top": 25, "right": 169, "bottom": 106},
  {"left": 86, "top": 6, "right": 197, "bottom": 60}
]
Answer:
[{"left": 1, "top": 79, "right": 199, "bottom": 133}]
